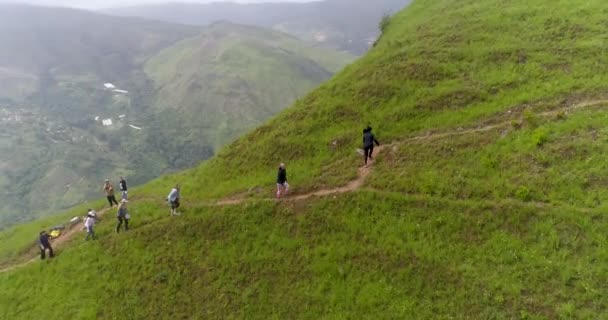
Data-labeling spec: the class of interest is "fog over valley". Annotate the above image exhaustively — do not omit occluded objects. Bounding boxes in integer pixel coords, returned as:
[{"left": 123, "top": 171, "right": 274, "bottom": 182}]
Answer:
[{"left": 0, "top": 0, "right": 314, "bottom": 9}]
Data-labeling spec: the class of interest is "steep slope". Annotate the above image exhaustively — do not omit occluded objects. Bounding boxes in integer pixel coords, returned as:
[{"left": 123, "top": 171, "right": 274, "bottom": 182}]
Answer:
[
  {"left": 2, "top": 0, "right": 608, "bottom": 319},
  {"left": 0, "top": 5, "right": 353, "bottom": 228},
  {"left": 145, "top": 22, "right": 354, "bottom": 148},
  {"left": 105, "top": 0, "right": 412, "bottom": 55}
]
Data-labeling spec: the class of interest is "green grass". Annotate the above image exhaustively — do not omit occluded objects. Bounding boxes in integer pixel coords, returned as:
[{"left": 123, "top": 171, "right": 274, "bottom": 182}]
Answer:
[
  {"left": 1, "top": 192, "right": 607, "bottom": 319},
  {"left": 137, "top": 0, "right": 608, "bottom": 205},
  {"left": 0, "top": 199, "right": 105, "bottom": 266},
  {"left": 368, "top": 104, "right": 608, "bottom": 208},
  {"left": 3, "top": 0, "right": 608, "bottom": 318}
]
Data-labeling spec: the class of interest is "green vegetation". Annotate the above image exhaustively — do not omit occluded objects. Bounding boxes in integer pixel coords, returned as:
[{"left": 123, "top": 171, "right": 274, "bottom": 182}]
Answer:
[
  {"left": 0, "top": 199, "right": 105, "bottom": 267},
  {"left": 0, "top": 5, "right": 353, "bottom": 228},
  {"left": 3, "top": 0, "right": 608, "bottom": 318},
  {"left": 145, "top": 23, "right": 354, "bottom": 149}
]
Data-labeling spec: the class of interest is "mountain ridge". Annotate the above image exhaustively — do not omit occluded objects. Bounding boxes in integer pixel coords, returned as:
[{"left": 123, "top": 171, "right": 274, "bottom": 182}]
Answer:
[{"left": 104, "top": 0, "right": 412, "bottom": 55}]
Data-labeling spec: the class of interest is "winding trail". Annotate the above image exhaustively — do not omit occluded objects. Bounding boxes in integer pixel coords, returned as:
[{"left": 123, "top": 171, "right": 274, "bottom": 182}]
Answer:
[
  {"left": 2, "top": 98, "right": 607, "bottom": 273},
  {"left": 216, "top": 149, "right": 383, "bottom": 206},
  {"left": 0, "top": 207, "right": 114, "bottom": 273}
]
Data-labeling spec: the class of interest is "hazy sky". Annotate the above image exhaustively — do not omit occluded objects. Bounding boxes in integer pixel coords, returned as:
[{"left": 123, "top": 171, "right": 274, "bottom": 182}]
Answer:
[{"left": 0, "top": 0, "right": 314, "bottom": 10}]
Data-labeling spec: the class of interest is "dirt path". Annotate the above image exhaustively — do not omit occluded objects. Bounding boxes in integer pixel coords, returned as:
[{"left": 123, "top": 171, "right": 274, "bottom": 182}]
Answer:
[
  {"left": 216, "top": 147, "right": 384, "bottom": 206},
  {"left": 3, "top": 99, "right": 607, "bottom": 273},
  {"left": 217, "top": 99, "right": 608, "bottom": 205},
  {"left": 402, "top": 99, "right": 608, "bottom": 143},
  {"left": 0, "top": 207, "right": 113, "bottom": 273}
]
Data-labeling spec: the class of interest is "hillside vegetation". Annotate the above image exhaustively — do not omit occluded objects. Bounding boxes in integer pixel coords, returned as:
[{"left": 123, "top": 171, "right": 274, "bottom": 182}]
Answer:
[
  {"left": 0, "top": 5, "right": 353, "bottom": 228},
  {"left": 2, "top": 0, "right": 608, "bottom": 319},
  {"left": 145, "top": 23, "right": 354, "bottom": 149}
]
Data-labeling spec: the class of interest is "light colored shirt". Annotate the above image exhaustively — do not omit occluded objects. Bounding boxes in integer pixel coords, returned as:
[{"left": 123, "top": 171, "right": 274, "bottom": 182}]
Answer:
[
  {"left": 168, "top": 188, "right": 179, "bottom": 202},
  {"left": 84, "top": 216, "right": 96, "bottom": 228},
  {"left": 103, "top": 183, "right": 115, "bottom": 196}
]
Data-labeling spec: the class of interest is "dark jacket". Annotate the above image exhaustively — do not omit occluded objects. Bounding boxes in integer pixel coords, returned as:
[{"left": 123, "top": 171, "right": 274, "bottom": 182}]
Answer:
[
  {"left": 363, "top": 131, "right": 380, "bottom": 148},
  {"left": 39, "top": 234, "right": 51, "bottom": 248},
  {"left": 119, "top": 179, "right": 127, "bottom": 191},
  {"left": 117, "top": 206, "right": 128, "bottom": 218},
  {"left": 277, "top": 168, "right": 287, "bottom": 184}
]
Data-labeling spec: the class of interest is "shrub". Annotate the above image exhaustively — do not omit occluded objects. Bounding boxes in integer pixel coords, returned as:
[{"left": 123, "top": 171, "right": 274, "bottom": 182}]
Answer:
[
  {"left": 532, "top": 128, "right": 549, "bottom": 147},
  {"left": 379, "top": 13, "right": 392, "bottom": 34},
  {"left": 515, "top": 186, "right": 532, "bottom": 202}
]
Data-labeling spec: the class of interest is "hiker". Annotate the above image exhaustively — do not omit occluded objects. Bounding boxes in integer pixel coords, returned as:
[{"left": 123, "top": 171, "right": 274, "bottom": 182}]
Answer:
[
  {"left": 276, "top": 163, "right": 289, "bottom": 199},
  {"left": 366, "top": 126, "right": 380, "bottom": 160},
  {"left": 362, "top": 126, "right": 380, "bottom": 167},
  {"left": 167, "top": 184, "right": 180, "bottom": 216},
  {"left": 103, "top": 179, "right": 119, "bottom": 207},
  {"left": 116, "top": 199, "right": 130, "bottom": 233},
  {"left": 119, "top": 176, "right": 128, "bottom": 200},
  {"left": 39, "top": 231, "right": 54, "bottom": 260},
  {"left": 83, "top": 210, "right": 96, "bottom": 241}
]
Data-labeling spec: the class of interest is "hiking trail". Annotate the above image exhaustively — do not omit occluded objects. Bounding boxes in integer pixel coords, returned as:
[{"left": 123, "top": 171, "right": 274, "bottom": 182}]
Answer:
[
  {"left": 0, "top": 207, "right": 113, "bottom": 273},
  {"left": 2, "top": 98, "right": 607, "bottom": 273}
]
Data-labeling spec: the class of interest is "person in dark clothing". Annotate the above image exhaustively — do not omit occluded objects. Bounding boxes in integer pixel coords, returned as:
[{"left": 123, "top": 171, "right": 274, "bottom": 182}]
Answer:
[
  {"left": 119, "top": 176, "right": 128, "bottom": 200},
  {"left": 366, "top": 126, "right": 379, "bottom": 159},
  {"left": 363, "top": 127, "right": 380, "bottom": 167},
  {"left": 39, "top": 231, "right": 54, "bottom": 260},
  {"left": 116, "top": 199, "right": 129, "bottom": 233},
  {"left": 276, "top": 163, "right": 289, "bottom": 199}
]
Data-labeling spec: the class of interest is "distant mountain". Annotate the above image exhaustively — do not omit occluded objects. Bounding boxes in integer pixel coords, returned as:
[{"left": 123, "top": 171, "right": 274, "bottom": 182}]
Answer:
[
  {"left": 0, "top": 4, "right": 353, "bottom": 228},
  {"left": 0, "top": 4, "right": 199, "bottom": 100},
  {"left": 104, "top": 0, "right": 412, "bottom": 55},
  {"left": 145, "top": 22, "right": 354, "bottom": 149}
]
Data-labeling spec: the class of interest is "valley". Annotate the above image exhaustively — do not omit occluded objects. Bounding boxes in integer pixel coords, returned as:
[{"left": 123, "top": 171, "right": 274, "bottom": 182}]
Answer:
[{"left": 0, "top": 4, "right": 354, "bottom": 228}]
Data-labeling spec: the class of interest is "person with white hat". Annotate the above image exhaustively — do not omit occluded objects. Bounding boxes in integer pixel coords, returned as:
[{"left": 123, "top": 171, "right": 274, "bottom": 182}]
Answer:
[{"left": 83, "top": 209, "right": 97, "bottom": 241}]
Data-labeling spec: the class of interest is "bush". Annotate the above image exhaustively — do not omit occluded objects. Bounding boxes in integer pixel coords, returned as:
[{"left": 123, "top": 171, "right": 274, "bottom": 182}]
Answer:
[
  {"left": 532, "top": 128, "right": 549, "bottom": 147},
  {"left": 379, "top": 13, "right": 392, "bottom": 34},
  {"left": 515, "top": 186, "right": 532, "bottom": 202}
]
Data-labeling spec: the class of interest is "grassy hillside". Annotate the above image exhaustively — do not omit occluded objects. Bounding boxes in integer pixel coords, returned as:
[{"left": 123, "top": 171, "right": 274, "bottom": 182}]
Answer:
[
  {"left": 145, "top": 23, "right": 354, "bottom": 148},
  {"left": 0, "top": 5, "right": 353, "bottom": 228},
  {"left": 105, "top": 0, "right": 412, "bottom": 55},
  {"left": 3, "top": 0, "right": 608, "bottom": 318}
]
